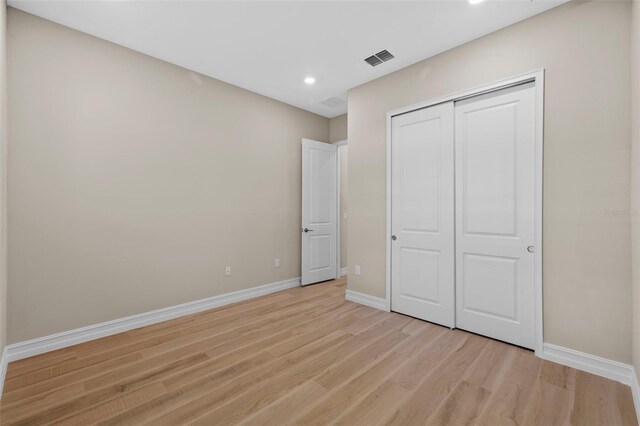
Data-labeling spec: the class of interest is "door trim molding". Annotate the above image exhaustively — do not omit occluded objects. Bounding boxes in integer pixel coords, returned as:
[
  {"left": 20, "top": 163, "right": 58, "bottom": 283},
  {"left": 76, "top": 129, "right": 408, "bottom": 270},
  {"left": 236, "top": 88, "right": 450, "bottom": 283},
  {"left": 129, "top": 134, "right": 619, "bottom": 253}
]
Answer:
[
  {"left": 385, "top": 69, "right": 545, "bottom": 354},
  {"left": 2, "top": 276, "right": 301, "bottom": 364},
  {"left": 335, "top": 139, "right": 347, "bottom": 280}
]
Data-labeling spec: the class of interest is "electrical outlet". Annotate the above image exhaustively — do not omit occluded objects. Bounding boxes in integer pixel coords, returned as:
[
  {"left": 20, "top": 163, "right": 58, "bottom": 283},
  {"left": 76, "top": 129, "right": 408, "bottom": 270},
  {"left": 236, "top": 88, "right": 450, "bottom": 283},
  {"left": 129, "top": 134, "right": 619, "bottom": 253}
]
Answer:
[
  {"left": 225, "top": 266, "right": 231, "bottom": 276},
  {"left": 355, "top": 265, "right": 361, "bottom": 275},
  {"left": 275, "top": 258, "right": 280, "bottom": 268}
]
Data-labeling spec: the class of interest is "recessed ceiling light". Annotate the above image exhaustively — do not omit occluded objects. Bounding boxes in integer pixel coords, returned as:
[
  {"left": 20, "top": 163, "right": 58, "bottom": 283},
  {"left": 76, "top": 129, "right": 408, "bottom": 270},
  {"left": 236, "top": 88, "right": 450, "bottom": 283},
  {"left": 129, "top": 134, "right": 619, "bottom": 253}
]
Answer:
[
  {"left": 468, "top": 0, "right": 485, "bottom": 4},
  {"left": 304, "top": 76, "right": 316, "bottom": 85}
]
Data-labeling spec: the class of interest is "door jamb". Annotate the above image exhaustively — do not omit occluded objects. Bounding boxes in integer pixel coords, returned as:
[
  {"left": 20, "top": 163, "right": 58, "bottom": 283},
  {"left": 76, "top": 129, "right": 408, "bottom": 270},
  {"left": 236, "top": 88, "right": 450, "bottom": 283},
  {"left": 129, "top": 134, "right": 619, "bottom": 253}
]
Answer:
[
  {"left": 334, "top": 139, "right": 347, "bottom": 279},
  {"left": 385, "top": 69, "right": 545, "bottom": 355}
]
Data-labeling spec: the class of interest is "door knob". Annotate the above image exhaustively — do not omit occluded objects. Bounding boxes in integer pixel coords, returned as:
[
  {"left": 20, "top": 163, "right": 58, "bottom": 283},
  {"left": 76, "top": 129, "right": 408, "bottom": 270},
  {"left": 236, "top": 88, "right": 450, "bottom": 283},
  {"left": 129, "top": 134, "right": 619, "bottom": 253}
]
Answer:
[
  {"left": 527, "top": 246, "right": 535, "bottom": 253},
  {"left": 391, "top": 235, "right": 397, "bottom": 241},
  {"left": 303, "top": 228, "right": 314, "bottom": 233}
]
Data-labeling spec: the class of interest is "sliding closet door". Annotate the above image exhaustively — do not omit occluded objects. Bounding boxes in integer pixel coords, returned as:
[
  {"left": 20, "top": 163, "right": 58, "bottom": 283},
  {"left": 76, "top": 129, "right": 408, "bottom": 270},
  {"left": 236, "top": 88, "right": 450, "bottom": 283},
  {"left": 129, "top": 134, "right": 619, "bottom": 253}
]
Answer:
[
  {"left": 391, "top": 102, "right": 455, "bottom": 327},
  {"left": 454, "top": 83, "right": 536, "bottom": 349}
]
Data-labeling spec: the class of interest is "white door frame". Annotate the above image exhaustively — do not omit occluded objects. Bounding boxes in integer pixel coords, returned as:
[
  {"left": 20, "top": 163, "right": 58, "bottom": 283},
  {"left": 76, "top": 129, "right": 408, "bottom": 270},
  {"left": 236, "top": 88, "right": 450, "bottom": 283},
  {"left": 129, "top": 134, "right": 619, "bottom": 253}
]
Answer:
[
  {"left": 335, "top": 139, "right": 347, "bottom": 278},
  {"left": 385, "top": 69, "right": 545, "bottom": 355}
]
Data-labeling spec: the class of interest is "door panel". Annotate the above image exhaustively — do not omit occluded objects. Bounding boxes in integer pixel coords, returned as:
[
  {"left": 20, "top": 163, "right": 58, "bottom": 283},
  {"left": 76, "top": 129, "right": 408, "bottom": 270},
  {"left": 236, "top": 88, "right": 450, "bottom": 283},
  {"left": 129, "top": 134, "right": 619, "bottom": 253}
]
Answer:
[
  {"left": 391, "top": 102, "right": 455, "bottom": 327},
  {"left": 463, "top": 101, "right": 518, "bottom": 236},
  {"left": 399, "top": 248, "right": 440, "bottom": 303},
  {"left": 399, "top": 121, "right": 441, "bottom": 233},
  {"left": 455, "top": 83, "right": 536, "bottom": 348},
  {"left": 309, "top": 235, "right": 331, "bottom": 271},
  {"left": 302, "top": 139, "right": 337, "bottom": 285},
  {"left": 310, "top": 149, "right": 332, "bottom": 224},
  {"left": 462, "top": 253, "right": 518, "bottom": 321}
]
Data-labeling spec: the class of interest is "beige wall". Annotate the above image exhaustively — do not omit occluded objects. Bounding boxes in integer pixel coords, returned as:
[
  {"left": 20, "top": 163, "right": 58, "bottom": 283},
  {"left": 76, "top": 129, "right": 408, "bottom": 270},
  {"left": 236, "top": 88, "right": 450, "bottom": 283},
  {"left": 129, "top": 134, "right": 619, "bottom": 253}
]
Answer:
[
  {"left": 7, "top": 9, "right": 329, "bottom": 343},
  {"left": 632, "top": 0, "right": 640, "bottom": 380},
  {"left": 0, "top": 0, "right": 6, "bottom": 357},
  {"left": 348, "top": 1, "right": 632, "bottom": 362},
  {"left": 329, "top": 114, "right": 347, "bottom": 143}
]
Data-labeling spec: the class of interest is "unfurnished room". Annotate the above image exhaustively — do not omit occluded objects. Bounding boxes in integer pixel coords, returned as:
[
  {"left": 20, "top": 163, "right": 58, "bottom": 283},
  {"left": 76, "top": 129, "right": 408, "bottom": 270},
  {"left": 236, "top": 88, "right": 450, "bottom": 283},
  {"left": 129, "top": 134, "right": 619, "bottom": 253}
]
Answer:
[{"left": 0, "top": 0, "right": 638, "bottom": 425}]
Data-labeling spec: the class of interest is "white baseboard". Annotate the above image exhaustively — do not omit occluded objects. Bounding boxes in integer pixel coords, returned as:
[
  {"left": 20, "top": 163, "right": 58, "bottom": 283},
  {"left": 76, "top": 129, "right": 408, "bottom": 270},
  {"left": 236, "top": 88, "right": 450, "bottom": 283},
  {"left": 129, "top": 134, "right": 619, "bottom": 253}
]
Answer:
[
  {"left": 540, "top": 343, "right": 640, "bottom": 421},
  {"left": 341, "top": 297, "right": 640, "bottom": 419},
  {"left": 630, "top": 367, "right": 640, "bottom": 424},
  {"left": 5, "top": 277, "right": 640, "bottom": 421},
  {"left": 4, "top": 277, "right": 301, "bottom": 364},
  {"left": 345, "top": 289, "right": 387, "bottom": 311},
  {"left": 339, "top": 267, "right": 348, "bottom": 277},
  {"left": 540, "top": 343, "right": 635, "bottom": 385},
  {"left": 0, "top": 346, "right": 7, "bottom": 397}
]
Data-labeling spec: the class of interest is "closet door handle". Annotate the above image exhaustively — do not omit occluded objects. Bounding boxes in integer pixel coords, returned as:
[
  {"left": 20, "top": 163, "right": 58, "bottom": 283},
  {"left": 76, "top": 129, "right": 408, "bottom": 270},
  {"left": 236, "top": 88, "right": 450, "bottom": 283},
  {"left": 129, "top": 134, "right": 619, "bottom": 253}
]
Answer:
[{"left": 527, "top": 246, "right": 535, "bottom": 253}]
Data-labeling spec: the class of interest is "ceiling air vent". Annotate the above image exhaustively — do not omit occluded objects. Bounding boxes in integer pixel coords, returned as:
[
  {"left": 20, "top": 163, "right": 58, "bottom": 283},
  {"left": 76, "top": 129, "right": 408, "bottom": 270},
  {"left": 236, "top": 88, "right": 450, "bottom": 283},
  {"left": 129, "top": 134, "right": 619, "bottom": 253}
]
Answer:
[
  {"left": 364, "top": 55, "right": 383, "bottom": 67},
  {"left": 375, "top": 50, "right": 394, "bottom": 62},
  {"left": 320, "top": 97, "right": 346, "bottom": 108},
  {"left": 364, "top": 50, "right": 395, "bottom": 67}
]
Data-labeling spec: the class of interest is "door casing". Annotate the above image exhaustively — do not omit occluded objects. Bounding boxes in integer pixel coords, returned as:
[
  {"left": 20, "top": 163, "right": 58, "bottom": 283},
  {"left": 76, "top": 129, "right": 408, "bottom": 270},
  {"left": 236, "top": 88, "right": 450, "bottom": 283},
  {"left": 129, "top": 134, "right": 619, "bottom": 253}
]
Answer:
[
  {"left": 385, "top": 70, "right": 545, "bottom": 355},
  {"left": 335, "top": 139, "right": 348, "bottom": 279}
]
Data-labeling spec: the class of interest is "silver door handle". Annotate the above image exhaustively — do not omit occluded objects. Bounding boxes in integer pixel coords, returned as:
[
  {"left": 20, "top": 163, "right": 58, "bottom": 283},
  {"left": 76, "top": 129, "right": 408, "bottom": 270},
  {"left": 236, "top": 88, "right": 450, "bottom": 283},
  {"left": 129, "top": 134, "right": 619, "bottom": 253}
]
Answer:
[
  {"left": 391, "top": 235, "right": 397, "bottom": 241},
  {"left": 303, "top": 228, "right": 314, "bottom": 233},
  {"left": 527, "top": 246, "right": 535, "bottom": 253}
]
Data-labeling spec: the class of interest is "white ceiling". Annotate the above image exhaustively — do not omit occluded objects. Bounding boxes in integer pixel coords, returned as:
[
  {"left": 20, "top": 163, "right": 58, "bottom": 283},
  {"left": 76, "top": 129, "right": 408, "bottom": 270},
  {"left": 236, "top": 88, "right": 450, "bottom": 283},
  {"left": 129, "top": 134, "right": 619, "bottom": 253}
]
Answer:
[{"left": 8, "top": 0, "right": 565, "bottom": 118}]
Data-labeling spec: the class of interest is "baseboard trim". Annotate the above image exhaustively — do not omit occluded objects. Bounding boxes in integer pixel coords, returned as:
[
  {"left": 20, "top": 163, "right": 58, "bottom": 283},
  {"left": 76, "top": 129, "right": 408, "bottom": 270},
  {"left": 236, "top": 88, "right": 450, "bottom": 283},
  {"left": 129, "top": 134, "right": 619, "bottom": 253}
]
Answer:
[
  {"left": 540, "top": 343, "right": 640, "bottom": 421},
  {"left": 540, "top": 343, "right": 634, "bottom": 386},
  {"left": 630, "top": 367, "right": 640, "bottom": 424},
  {"left": 345, "top": 289, "right": 387, "bottom": 311},
  {"left": 5, "top": 279, "right": 639, "bottom": 417},
  {"left": 4, "top": 277, "right": 301, "bottom": 364},
  {"left": 0, "top": 346, "right": 8, "bottom": 397},
  {"left": 339, "top": 267, "right": 348, "bottom": 277}
]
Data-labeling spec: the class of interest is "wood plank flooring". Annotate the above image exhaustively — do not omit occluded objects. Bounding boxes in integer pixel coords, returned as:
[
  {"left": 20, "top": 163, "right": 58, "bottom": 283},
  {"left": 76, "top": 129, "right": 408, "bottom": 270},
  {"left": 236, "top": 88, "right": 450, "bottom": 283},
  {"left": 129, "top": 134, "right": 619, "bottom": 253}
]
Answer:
[{"left": 0, "top": 277, "right": 636, "bottom": 425}]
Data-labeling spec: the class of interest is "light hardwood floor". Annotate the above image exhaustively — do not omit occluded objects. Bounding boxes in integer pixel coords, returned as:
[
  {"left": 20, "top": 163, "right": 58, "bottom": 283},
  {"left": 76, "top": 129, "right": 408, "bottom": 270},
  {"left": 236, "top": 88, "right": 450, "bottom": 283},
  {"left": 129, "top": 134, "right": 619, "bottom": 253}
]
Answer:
[{"left": 0, "top": 277, "right": 636, "bottom": 425}]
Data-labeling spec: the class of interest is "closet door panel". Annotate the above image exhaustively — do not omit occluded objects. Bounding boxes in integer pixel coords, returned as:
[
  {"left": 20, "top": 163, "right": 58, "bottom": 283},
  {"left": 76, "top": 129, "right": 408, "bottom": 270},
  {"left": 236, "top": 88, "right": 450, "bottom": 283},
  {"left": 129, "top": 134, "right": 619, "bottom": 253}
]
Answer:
[
  {"left": 455, "top": 83, "right": 536, "bottom": 349},
  {"left": 391, "top": 102, "right": 455, "bottom": 327}
]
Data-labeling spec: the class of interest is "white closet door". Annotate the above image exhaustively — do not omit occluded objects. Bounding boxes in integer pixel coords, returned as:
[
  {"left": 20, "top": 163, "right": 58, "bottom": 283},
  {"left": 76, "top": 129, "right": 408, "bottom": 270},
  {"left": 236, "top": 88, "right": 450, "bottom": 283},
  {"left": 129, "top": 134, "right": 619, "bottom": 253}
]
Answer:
[
  {"left": 391, "top": 102, "right": 455, "bottom": 327},
  {"left": 454, "top": 83, "right": 536, "bottom": 349}
]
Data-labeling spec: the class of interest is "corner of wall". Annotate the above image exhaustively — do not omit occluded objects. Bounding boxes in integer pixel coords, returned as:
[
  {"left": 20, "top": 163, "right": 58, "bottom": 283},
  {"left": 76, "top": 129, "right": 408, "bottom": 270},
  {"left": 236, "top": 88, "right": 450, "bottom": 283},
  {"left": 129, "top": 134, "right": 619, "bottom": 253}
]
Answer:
[
  {"left": 0, "top": 0, "right": 8, "bottom": 398},
  {"left": 631, "top": 0, "right": 640, "bottom": 389},
  {"left": 329, "top": 114, "right": 348, "bottom": 143}
]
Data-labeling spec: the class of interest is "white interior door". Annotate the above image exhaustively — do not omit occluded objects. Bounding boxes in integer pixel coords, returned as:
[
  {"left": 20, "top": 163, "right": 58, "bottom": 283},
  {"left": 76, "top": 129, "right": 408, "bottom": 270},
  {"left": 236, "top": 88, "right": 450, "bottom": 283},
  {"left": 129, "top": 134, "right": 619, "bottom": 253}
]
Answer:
[
  {"left": 391, "top": 102, "right": 455, "bottom": 327},
  {"left": 301, "top": 139, "right": 337, "bottom": 286},
  {"left": 454, "top": 83, "right": 536, "bottom": 349}
]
